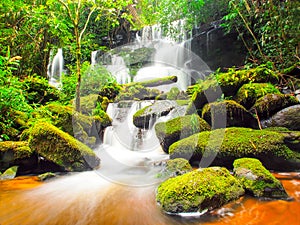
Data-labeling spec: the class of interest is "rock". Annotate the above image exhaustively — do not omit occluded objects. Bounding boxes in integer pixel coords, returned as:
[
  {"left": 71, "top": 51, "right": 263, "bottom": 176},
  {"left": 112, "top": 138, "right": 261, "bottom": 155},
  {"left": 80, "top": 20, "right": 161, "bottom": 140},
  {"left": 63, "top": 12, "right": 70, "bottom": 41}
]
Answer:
[
  {"left": 250, "top": 94, "right": 299, "bottom": 119},
  {"left": 0, "top": 141, "right": 37, "bottom": 174},
  {"left": 201, "top": 100, "right": 258, "bottom": 129},
  {"left": 37, "top": 172, "right": 57, "bottom": 181},
  {"left": 156, "top": 167, "right": 244, "bottom": 214},
  {"left": 29, "top": 103, "right": 111, "bottom": 146},
  {"left": 261, "top": 105, "right": 300, "bottom": 131},
  {"left": 0, "top": 166, "right": 19, "bottom": 180},
  {"left": 133, "top": 101, "right": 177, "bottom": 129},
  {"left": 28, "top": 122, "right": 100, "bottom": 172},
  {"left": 159, "top": 158, "right": 193, "bottom": 178},
  {"left": 169, "top": 127, "right": 300, "bottom": 171},
  {"left": 116, "top": 84, "right": 161, "bottom": 101},
  {"left": 234, "top": 83, "right": 280, "bottom": 109},
  {"left": 155, "top": 114, "right": 210, "bottom": 153},
  {"left": 233, "top": 158, "right": 289, "bottom": 199}
]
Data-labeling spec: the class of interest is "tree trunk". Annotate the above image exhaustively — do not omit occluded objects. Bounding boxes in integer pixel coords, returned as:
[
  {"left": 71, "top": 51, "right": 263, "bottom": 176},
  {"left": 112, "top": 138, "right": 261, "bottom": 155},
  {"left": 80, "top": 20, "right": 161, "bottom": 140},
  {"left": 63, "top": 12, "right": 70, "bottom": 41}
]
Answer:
[{"left": 75, "top": 25, "right": 81, "bottom": 112}]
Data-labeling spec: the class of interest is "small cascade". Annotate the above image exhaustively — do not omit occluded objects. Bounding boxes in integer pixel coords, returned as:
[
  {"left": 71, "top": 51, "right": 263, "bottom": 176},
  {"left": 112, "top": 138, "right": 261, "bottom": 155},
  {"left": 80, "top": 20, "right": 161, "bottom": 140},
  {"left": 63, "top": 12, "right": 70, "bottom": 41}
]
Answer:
[
  {"left": 47, "top": 48, "right": 63, "bottom": 89},
  {"left": 105, "top": 55, "right": 131, "bottom": 84}
]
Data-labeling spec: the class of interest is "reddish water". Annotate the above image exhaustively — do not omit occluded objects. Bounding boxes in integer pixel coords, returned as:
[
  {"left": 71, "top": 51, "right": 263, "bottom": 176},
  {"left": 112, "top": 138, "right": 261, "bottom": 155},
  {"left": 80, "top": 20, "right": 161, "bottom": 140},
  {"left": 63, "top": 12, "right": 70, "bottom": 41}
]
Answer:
[{"left": 0, "top": 172, "right": 299, "bottom": 225}]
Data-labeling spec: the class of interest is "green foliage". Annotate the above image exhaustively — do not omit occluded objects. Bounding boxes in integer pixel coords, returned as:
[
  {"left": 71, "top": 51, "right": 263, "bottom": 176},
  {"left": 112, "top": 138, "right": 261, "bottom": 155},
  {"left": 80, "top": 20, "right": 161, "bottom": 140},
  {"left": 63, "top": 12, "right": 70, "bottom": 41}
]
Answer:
[
  {"left": 223, "top": 0, "right": 300, "bottom": 69},
  {"left": 80, "top": 62, "right": 116, "bottom": 96}
]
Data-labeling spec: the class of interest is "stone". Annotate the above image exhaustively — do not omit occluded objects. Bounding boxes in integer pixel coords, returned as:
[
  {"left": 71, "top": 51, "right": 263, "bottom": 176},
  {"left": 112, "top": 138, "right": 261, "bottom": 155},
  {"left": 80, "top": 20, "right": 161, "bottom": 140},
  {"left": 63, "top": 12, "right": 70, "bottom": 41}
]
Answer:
[
  {"left": 201, "top": 100, "right": 258, "bottom": 129},
  {"left": 28, "top": 122, "right": 100, "bottom": 172},
  {"left": 169, "top": 127, "right": 300, "bottom": 171},
  {"left": 155, "top": 114, "right": 210, "bottom": 153},
  {"left": 250, "top": 94, "right": 299, "bottom": 119},
  {"left": 0, "top": 141, "right": 37, "bottom": 174},
  {"left": 234, "top": 83, "right": 280, "bottom": 109},
  {"left": 159, "top": 158, "right": 193, "bottom": 178},
  {"left": 261, "top": 105, "right": 300, "bottom": 131},
  {"left": 133, "top": 101, "right": 177, "bottom": 129},
  {"left": 233, "top": 158, "right": 289, "bottom": 199},
  {"left": 156, "top": 167, "right": 244, "bottom": 214}
]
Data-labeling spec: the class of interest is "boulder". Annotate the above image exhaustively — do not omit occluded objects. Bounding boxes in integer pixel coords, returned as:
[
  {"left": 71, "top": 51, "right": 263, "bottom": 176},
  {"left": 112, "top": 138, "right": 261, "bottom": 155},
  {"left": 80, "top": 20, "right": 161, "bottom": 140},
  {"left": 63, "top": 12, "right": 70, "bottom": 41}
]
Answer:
[
  {"left": 234, "top": 83, "right": 280, "bottom": 109},
  {"left": 250, "top": 94, "right": 299, "bottom": 119},
  {"left": 201, "top": 100, "right": 258, "bottom": 129},
  {"left": 233, "top": 158, "right": 289, "bottom": 199},
  {"left": 261, "top": 105, "right": 300, "bottom": 131},
  {"left": 28, "top": 122, "right": 100, "bottom": 172},
  {"left": 0, "top": 141, "right": 37, "bottom": 174},
  {"left": 156, "top": 167, "right": 244, "bottom": 214},
  {"left": 159, "top": 158, "right": 193, "bottom": 178},
  {"left": 133, "top": 101, "right": 177, "bottom": 129},
  {"left": 169, "top": 127, "right": 300, "bottom": 171},
  {"left": 155, "top": 114, "right": 210, "bottom": 153}
]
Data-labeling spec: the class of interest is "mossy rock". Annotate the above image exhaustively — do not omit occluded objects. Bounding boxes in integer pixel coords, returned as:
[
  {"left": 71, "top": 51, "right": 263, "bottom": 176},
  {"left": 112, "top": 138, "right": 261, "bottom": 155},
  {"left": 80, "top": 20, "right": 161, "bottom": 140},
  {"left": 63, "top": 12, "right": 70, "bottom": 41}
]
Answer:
[
  {"left": 261, "top": 105, "right": 300, "bottom": 131},
  {"left": 116, "top": 84, "right": 161, "bottom": 101},
  {"left": 32, "top": 103, "right": 111, "bottom": 145},
  {"left": 201, "top": 100, "right": 258, "bottom": 129},
  {"left": 79, "top": 94, "right": 100, "bottom": 115},
  {"left": 21, "top": 76, "right": 61, "bottom": 104},
  {"left": 159, "top": 158, "right": 192, "bottom": 178},
  {"left": 155, "top": 114, "right": 211, "bottom": 153},
  {"left": 156, "top": 167, "right": 244, "bottom": 214},
  {"left": 186, "top": 65, "right": 279, "bottom": 111},
  {"left": 136, "top": 76, "right": 178, "bottom": 88},
  {"left": 169, "top": 127, "right": 300, "bottom": 171},
  {"left": 233, "top": 158, "right": 288, "bottom": 199},
  {"left": 28, "top": 122, "right": 100, "bottom": 172},
  {"left": 234, "top": 83, "right": 280, "bottom": 109},
  {"left": 250, "top": 94, "right": 299, "bottom": 119},
  {"left": 0, "top": 141, "right": 37, "bottom": 174},
  {"left": 133, "top": 101, "right": 177, "bottom": 129}
]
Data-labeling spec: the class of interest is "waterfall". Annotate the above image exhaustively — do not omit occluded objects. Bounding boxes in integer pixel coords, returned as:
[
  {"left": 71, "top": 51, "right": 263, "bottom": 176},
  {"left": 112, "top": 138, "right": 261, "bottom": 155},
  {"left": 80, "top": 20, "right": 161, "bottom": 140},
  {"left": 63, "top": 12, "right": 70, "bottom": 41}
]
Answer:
[
  {"left": 105, "top": 55, "right": 131, "bottom": 84},
  {"left": 47, "top": 48, "right": 63, "bottom": 89}
]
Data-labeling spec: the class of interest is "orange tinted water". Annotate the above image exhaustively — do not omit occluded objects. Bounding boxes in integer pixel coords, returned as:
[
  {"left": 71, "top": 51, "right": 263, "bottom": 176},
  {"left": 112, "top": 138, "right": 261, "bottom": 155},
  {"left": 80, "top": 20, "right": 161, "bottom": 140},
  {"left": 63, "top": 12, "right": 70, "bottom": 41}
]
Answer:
[{"left": 0, "top": 172, "right": 299, "bottom": 225}]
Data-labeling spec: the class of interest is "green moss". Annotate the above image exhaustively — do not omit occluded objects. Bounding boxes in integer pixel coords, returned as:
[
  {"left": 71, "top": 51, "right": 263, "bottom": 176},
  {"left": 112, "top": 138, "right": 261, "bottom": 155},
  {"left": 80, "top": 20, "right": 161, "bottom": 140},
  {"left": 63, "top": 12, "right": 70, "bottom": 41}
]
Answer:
[
  {"left": 234, "top": 83, "right": 280, "bottom": 109},
  {"left": 28, "top": 122, "right": 100, "bottom": 171},
  {"left": 169, "top": 127, "right": 300, "bottom": 170},
  {"left": 79, "top": 94, "right": 99, "bottom": 115},
  {"left": 155, "top": 114, "right": 211, "bottom": 153},
  {"left": 0, "top": 141, "right": 33, "bottom": 160},
  {"left": 156, "top": 167, "right": 244, "bottom": 213},
  {"left": 233, "top": 158, "right": 288, "bottom": 198},
  {"left": 136, "top": 76, "right": 178, "bottom": 88},
  {"left": 159, "top": 158, "right": 192, "bottom": 178},
  {"left": 166, "top": 87, "right": 181, "bottom": 100},
  {"left": 116, "top": 84, "right": 161, "bottom": 101}
]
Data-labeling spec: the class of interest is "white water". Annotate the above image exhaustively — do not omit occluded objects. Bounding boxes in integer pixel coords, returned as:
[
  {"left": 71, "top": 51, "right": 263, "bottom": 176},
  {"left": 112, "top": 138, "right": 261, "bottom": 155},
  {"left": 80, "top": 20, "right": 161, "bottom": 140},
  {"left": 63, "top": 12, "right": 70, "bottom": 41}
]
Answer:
[{"left": 48, "top": 48, "right": 63, "bottom": 89}]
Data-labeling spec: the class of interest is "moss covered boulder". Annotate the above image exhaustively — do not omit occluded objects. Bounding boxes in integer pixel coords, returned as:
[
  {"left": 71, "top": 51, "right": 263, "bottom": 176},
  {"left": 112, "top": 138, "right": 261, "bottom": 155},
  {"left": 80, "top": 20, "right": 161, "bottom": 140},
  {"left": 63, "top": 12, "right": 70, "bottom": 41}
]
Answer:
[
  {"left": 201, "top": 100, "right": 257, "bottom": 129},
  {"left": 261, "top": 105, "right": 300, "bottom": 131},
  {"left": 0, "top": 141, "right": 37, "bottom": 174},
  {"left": 159, "top": 158, "right": 193, "bottom": 178},
  {"left": 169, "top": 127, "right": 300, "bottom": 171},
  {"left": 28, "top": 122, "right": 100, "bottom": 172},
  {"left": 116, "top": 84, "right": 161, "bottom": 101},
  {"left": 155, "top": 114, "right": 210, "bottom": 153},
  {"left": 250, "top": 94, "right": 299, "bottom": 119},
  {"left": 133, "top": 101, "right": 177, "bottom": 129},
  {"left": 156, "top": 167, "right": 244, "bottom": 214},
  {"left": 234, "top": 83, "right": 280, "bottom": 109},
  {"left": 233, "top": 158, "right": 288, "bottom": 199},
  {"left": 32, "top": 103, "right": 111, "bottom": 146}
]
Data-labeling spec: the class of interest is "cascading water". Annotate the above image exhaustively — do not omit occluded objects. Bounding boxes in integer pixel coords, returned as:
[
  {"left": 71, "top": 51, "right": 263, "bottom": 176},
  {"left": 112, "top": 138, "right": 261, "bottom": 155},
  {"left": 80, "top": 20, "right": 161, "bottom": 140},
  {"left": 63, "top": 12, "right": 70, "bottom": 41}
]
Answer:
[
  {"left": 47, "top": 48, "right": 63, "bottom": 89},
  {"left": 133, "top": 20, "right": 211, "bottom": 91}
]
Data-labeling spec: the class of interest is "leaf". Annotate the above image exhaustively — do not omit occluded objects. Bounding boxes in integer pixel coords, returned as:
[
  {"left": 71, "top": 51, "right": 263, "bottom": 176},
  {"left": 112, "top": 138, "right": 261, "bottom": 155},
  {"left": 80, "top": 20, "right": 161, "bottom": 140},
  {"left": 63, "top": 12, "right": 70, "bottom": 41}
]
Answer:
[{"left": 0, "top": 166, "right": 19, "bottom": 180}]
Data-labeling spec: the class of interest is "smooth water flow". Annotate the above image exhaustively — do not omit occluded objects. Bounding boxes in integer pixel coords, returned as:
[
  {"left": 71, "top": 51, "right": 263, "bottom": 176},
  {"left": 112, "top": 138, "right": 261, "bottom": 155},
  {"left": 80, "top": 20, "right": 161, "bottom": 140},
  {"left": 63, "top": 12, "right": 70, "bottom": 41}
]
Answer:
[{"left": 48, "top": 48, "right": 63, "bottom": 89}]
